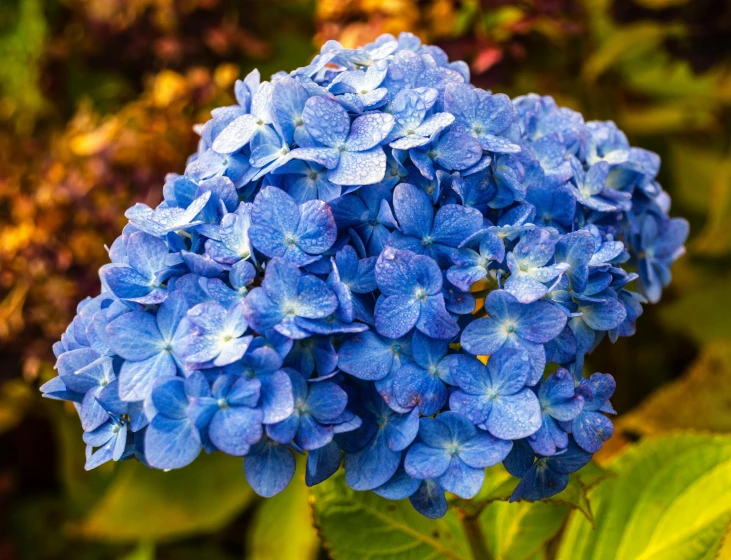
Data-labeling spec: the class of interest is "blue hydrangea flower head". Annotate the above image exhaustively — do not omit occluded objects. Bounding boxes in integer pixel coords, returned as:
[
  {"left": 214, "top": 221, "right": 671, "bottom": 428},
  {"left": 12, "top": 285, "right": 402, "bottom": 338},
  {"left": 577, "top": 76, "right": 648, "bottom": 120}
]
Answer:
[{"left": 43, "top": 32, "right": 687, "bottom": 518}]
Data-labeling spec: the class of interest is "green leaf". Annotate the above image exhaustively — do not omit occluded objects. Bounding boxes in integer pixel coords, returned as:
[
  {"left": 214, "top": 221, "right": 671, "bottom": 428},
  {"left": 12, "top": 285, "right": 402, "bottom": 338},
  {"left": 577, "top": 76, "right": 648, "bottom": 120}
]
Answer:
[
  {"left": 458, "top": 463, "right": 603, "bottom": 524},
  {"left": 78, "top": 452, "right": 254, "bottom": 542},
  {"left": 659, "top": 282, "right": 731, "bottom": 344},
  {"left": 557, "top": 433, "right": 731, "bottom": 560},
  {"left": 120, "top": 542, "right": 155, "bottom": 560},
  {"left": 247, "top": 462, "right": 319, "bottom": 560},
  {"left": 310, "top": 473, "right": 470, "bottom": 560},
  {"left": 480, "top": 500, "right": 569, "bottom": 560},
  {"left": 618, "top": 342, "right": 731, "bottom": 436}
]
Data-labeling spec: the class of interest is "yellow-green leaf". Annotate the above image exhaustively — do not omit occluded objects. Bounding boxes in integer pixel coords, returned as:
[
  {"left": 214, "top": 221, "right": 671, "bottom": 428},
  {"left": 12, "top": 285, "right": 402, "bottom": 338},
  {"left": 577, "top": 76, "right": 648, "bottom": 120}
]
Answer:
[
  {"left": 618, "top": 342, "right": 731, "bottom": 436},
  {"left": 78, "top": 452, "right": 254, "bottom": 542},
  {"left": 310, "top": 473, "right": 469, "bottom": 560},
  {"left": 557, "top": 433, "right": 731, "bottom": 560},
  {"left": 248, "top": 464, "right": 319, "bottom": 560},
  {"left": 659, "top": 282, "right": 731, "bottom": 344},
  {"left": 480, "top": 500, "right": 569, "bottom": 560}
]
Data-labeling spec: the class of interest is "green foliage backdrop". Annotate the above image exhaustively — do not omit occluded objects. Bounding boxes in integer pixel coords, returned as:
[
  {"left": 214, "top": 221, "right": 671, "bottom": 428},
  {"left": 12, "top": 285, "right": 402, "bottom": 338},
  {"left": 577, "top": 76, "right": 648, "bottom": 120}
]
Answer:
[{"left": 1, "top": 0, "right": 730, "bottom": 558}]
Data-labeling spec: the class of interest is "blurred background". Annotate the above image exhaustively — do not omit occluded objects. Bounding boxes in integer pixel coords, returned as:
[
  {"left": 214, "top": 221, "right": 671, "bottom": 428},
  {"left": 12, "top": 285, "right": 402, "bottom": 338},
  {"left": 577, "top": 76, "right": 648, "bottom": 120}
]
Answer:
[{"left": 1, "top": 0, "right": 730, "bottom": 558}]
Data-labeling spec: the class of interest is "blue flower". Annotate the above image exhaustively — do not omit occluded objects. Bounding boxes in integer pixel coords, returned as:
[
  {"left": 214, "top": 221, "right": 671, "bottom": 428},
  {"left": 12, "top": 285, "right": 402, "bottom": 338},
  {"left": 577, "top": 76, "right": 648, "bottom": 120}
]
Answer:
[
  {"left": 526, "top": 183, "right": 576, "bottom": 231},
  {"left": 461, "top": 290, "right": 567, "bottom": 384},
  {"left": 568, "top": 156, "right": 631, "bottom": 213},
  {"left": 284, "top": 336, "right": 337, "bottom": 379},
  {"left": 444, "top": 83, "right": 519, "bottom": 153},
  {"left": 447, "top": 230, "right": 504, "bottom": 292},
  {"left": 249, "top": 186, "right": 337, "bottom": 266},
  {"left": 244, "top": 438, "right": 296, "bottom": 497},
  {"left": 46, "top": 33, "right": 689, "bottom": 515},
  {"left": 125, "top": 192, "right": 211, "bottom": 238},
  {"left": 100, "top": 232, "right": 177, "bottom": 304},
  {"left": 205, "top": 202, "right": 253, "bottom": 265},
  {"left": 54, "top": 349, "right": 116, "bottom": 431},
  {"left": 328, "top": 59, "right": 389, "bottom": 110},
  {"left": 267, "top": 369, "right": 356, "bottom": 450},
  {"left": 185, "top": 371, "right": 263, "bottom": 456},
  {"left": 291, "top": 96, "right": 395, "bottom": 185},
  {"left": 275, "top": 160, "right": 341, "bottom": 203},
  {"left": 449, "top": 349, "right": 542, "bottom": 439},
  {"left": 387, "top": 89, "right": 454, "bottom": 150},
  {"left": 508, "top": 439, "right": 592, "bottom": 501},
  {"left": 327, "top": 246, "right": 377, "bottom": 325},
  {"left": 374, "top": 247, "right": 459, "bottom": 340},
  {"left": 409, "top": 130, "right": 483, "bottom": 180},
  {"left": 504, "top": 228, "right": 569, "bottom": 304},
  {"left": 83, "top": 415, "right": 130, "bottom": 470},
  {"left": 105, "top": 291, "right": 188, "bottom": 401},
  {"left": 388, "top": 182, "right": 484, "bottom": 265},
  {"left": 338, "top": 330, "right": 413, "bottom": 381},
  {"left": 212, "top": 80, "right": 277, "bottom": 154},
  {"left": 564, "top": 373, "right": 615, "bottom": 453},
  {"left": 176, "top": 300, "right": 253, "bottom": 369},
  {"left": 637, "top": 214, "right": 689, "bottom": 303},
  {"left": 329, "top": 185, "right": 398, "bottom": 257},
  {"left": 391, "top": 331, "right": 457, "bottom": 416},
  {"left": 404, "top": 412, "right": 512, "bottom": 498},
  {"left": 528, "top": 368, "right": 584, "bottom": 456},
  {"left": 242, "top": 257, "right": 339, "bottom": 339},
  {"left": 225, "top": 338, "right": 294, "bottom": 424},
  {"left": 144, "top": 376, "right": 202, "bottom": 470},
  {"left": 344, "top": 394, "right": 419, "bottom": 491}
]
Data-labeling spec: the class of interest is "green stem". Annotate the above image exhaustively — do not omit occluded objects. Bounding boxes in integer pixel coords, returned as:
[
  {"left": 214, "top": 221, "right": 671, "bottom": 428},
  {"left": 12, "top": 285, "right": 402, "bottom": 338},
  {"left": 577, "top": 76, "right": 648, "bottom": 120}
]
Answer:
[{"left": 458, "top": 508, "right": 493, "bottom": 560}]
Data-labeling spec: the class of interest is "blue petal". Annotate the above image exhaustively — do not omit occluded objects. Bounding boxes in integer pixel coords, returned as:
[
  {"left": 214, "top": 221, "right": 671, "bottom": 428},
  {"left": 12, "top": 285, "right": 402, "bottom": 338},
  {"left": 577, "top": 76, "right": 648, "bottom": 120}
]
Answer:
[
  {"left": 373, "top": 466, "right": 421, "bottom": 500},
  {"left": 209, "top": 406, "right": 263, "bottom": 455},
  {"left": 337, "top": 331, "right": 396, "bottom": 381},
  {"left": 344, "top": 431, "right": 401, "bottom": 491},
  {"left": 417, "top": 295, "right": 459, "bottom": 339},
  {"left": 459, "top": 430, "right": 513, "bottom": 468},
  {"left": 145, "top": 416, "right": 201, "bottom": 469},
  {"left": 409, "top": 480, "right": 448, "bottom": 519},
  {"left": 384, "top": 407, "right": 420, "bottom": 451},
  {"left": 375, "top": 294, "right": 419, "bottom": 339},
  {"left": 328, "top": 148, "right": 387, "bottom": 186},
  {"left": 245, "top": 440, "right": 296, "bottom": 497},
  {"left": 392, "top": 183, "right": 433, "bottom": 238},
  {"left": 345, "top": 112, "right": 394, "bottom": 151},
  {"left": 405, "top": 443, "right": 451, "bottom": 479},
  {"left": 118, "top": 352, "right": 176, "bottom": 402},
  {"left": 437, "top": 457, "right": 484, "bottom": 499},
  {"left": 302, "top": 96, "right": 351, "bottom": 148},
  {"left": 485, "top": 390, "right": 542, "bottom": 440},
  {"left": 305, "top": 440, "right": 342, "bottom": 486},
  {"left": 295, "top": 200, "right": 337, "bottom": 255}
]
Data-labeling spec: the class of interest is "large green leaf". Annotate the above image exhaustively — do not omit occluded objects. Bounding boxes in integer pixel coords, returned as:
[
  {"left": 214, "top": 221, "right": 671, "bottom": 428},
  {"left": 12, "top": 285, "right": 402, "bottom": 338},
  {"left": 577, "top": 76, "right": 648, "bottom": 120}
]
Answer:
[
  {"left": 310, "top": 473, "right": 470, "bottom": 560},
  {"left": 247, "top": 463, "right": 319, "bottom": 560},
  {"left": 480, "top": 500, "right": 569, "bottom": 560},
  {"left": 78, "top": 452, "right": 254, "bottom": 542},
  {"left": 557, "top": 434, "right": 731, "bottom": 560}
]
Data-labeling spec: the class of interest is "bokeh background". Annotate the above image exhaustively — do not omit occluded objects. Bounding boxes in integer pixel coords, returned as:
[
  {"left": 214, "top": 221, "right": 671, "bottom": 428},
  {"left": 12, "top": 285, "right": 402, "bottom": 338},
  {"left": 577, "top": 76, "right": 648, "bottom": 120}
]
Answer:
[{"left": 1, "top": 0, "right": 730, "bottom": 558}]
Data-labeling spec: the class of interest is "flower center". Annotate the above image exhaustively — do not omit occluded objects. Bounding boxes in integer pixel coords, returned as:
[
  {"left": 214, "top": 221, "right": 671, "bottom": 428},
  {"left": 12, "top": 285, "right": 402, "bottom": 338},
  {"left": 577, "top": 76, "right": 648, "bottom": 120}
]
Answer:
[
  {"left": 414, "top": 287, "right": 428, "bottom": 301},
  {"left": 217, "top": 398, "right": 229, "bottom": 409},
  {"left": 421, "top": 236, "right": 434, "bottom": 247}
]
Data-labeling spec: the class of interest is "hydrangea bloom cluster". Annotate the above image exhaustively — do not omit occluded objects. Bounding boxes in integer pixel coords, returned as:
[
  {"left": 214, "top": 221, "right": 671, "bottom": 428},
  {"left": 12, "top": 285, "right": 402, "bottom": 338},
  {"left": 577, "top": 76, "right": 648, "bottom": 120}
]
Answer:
[{"left": 42, "top": 33, "right": 688, "bottom": 518}]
